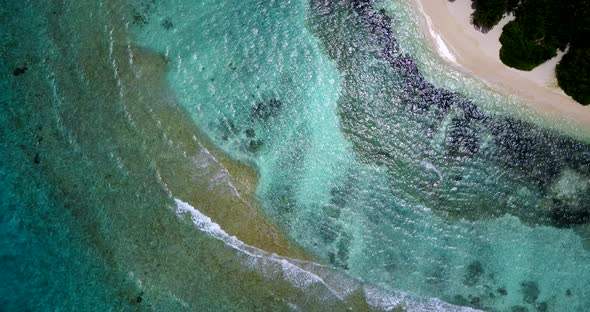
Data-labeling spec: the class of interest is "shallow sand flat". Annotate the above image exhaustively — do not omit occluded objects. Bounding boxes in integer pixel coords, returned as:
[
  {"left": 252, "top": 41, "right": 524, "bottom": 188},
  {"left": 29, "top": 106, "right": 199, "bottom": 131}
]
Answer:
[
  {"left": 46, "top": 0, "right": 313, "bottom": 261},
  {"left": 410, "top": 0, "right": 590, "bottom": 134}
]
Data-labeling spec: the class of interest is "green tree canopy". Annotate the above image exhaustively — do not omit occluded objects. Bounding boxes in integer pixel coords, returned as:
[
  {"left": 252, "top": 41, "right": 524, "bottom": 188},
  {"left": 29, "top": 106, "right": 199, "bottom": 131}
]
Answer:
[{"left": 455, "top": 0, "right": 590, "bottom": 105}]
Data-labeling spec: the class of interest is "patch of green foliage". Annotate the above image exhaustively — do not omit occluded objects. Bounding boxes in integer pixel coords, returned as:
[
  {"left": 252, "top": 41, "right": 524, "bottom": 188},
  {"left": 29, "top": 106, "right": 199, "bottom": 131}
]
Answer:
[
  {"left": 469, "top": 0, "right": 519, "bottom": 33},
  {"left": 499, "top": 0, "right": 569, "bottom": 70},
  {"left": 557, "top": 47, "right": 590, "bottom": 104},
  {"left": 452, "top": 0, "right": 590, "bottom": 105},
  {"left": 499, "top": 22, "right": 557, "bottom": 70}
]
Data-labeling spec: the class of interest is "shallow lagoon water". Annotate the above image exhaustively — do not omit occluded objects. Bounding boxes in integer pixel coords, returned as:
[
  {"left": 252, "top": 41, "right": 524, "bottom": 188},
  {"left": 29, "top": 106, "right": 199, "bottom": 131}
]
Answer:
[{"left": 2, "top": 0, "right": 590, "bottom": 311}]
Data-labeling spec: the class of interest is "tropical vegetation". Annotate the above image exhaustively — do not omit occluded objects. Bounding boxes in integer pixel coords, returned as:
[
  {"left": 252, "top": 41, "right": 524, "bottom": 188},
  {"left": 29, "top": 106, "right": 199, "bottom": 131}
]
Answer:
[{"left": 452, "top": 0, "right": 590, "bottom": 104}]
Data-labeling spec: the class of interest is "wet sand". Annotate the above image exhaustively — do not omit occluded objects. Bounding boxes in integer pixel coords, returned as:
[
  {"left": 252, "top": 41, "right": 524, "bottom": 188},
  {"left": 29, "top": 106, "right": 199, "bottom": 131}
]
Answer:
[{"left": 410, "top": 0, "right": 590, "bottom": 136}]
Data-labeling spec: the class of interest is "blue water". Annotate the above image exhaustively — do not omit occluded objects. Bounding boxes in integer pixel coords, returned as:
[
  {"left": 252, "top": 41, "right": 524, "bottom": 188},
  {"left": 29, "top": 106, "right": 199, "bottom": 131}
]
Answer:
[{"left": 2, "top": 0, "right": 590, "bottom": 311}]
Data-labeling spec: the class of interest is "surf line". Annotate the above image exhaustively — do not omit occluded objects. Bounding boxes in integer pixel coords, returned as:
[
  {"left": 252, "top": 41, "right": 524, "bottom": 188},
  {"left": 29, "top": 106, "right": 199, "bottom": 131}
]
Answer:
[{"left": 173, "top": 198, "right": 478, "bottom": 312}]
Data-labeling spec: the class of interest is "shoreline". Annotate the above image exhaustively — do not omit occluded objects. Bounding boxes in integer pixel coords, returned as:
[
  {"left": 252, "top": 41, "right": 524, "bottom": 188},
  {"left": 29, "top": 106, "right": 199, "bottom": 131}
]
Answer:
[
  {"left": 410, "top": 0, "right": 590, "bottom": 139},
  {"left": 123, "top": 45, "right": 314, "bottom": 262},
  {"left": 51, "top": 0, "right": 313, "bottom": 261}
]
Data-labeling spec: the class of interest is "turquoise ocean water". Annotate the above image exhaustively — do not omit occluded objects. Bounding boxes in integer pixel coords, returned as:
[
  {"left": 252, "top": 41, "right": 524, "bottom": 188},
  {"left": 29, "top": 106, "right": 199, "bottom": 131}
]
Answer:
[{"left": 2, "top": 0, "right": 590, "bottom": 311}]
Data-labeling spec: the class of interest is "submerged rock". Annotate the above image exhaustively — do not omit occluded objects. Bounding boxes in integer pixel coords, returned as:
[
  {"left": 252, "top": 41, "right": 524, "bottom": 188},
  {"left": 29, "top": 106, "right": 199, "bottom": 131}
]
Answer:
[
  {"left": 252, "top": 98, "right": 283, "bottom": 120},
  {"left": 520, "top": 280, "right": 540, "bottom": 304},
  {"left": 548, "top": 203, "right": 590, "bottom": 228},
  {"left": 12, "top": 66, "right": 28, "bottom": 76},
  {"left": 463, "top": 260, "right": 484, "bottom": 286},
  {"left": 247, "top": 139, "right": 264, "bottom": 153},
  {"left": 161, "top": 19, "right": 173, "bottom": 30},
  {"left": 511, "top": 306, "right": 528, "bottom": 312},
  {"left": 245, "top": 128, "right": 256, "bottom": 138},
  {"left": 536, "top": 302, "right": 548, "bottom": 312}
]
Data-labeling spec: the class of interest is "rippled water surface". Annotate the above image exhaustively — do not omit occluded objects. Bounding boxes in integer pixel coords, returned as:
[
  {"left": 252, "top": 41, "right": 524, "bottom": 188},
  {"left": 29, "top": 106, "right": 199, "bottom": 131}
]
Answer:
[{"left": 2, "top": 0, "right": 590, "bottom": 311}]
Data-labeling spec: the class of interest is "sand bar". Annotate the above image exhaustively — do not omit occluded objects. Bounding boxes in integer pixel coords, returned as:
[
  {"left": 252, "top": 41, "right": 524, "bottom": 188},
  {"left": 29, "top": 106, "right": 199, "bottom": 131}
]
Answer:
[{"left": 410, "top": 0, "right": 590, "bottom": 137}]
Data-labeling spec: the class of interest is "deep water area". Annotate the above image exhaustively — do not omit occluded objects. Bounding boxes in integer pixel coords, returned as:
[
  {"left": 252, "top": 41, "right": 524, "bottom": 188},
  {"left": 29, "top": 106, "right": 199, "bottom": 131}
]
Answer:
[{"left": 2, "top": 0, "right": 590, "bottom": 311}]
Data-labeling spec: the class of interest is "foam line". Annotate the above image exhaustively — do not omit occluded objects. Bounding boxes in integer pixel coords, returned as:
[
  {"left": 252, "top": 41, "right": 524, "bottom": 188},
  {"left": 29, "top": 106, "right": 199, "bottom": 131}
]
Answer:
[{"left": 173, "top": 198, "right": 478, "bottom": 311}]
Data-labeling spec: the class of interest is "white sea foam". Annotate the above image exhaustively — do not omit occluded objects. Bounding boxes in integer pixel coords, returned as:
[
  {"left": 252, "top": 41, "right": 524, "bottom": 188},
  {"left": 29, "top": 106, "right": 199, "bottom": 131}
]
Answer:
[
  {"left": 415, "top": 0, "right": 457, "bottom": 64},
  {"left": 173, "top": 198, "right": 479, "bottom": 311},
  {"left": 174, "top": 198, "right": 340, "bottom": 297},
  {"left": 420, "top": 159, "right": 443, "bottom": 181}
]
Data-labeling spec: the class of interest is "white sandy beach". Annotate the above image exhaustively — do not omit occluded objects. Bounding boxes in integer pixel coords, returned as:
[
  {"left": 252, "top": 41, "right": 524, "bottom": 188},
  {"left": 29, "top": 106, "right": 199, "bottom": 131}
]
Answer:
[{"left": 410, "top": 0, "right": 590, "bottom": 134}]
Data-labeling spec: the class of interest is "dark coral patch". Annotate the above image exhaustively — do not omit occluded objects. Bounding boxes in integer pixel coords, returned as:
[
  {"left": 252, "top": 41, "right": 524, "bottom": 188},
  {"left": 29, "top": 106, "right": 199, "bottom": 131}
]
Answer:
[
  {"left": 520, "top": 280, "right": 540, "bottom": 304},
  {"left": 161, "top": 19, "right": 173, "bottom": 30},
  {"left": 463, "top": 260, "right": 484, "bottom": 286},
  {"left": 548, "top": 201, "right": 590, "bottom": 228},
  {"left": 247, "top": 139, "right": 264, "bottom": 153},
  {"left": 252, "top": 98, "right": 283, "bottom": 120},
  {"left": 536, "top": 302, "right": 548, "bottom": 312},
  {"left": 497, "top": 287, "right": 508, "bottom": 296},
  {"left": 13, "top": 66, "right": 28, "bottom": 76},
  {"left": 447, "top": 117, "right": 480, "bottom": 157},
  {"left": 245, "top": 128, "right": 256, "bottom": 138},
  {"left": 511, "top": 306, "right": 528, "bottom": 312}
]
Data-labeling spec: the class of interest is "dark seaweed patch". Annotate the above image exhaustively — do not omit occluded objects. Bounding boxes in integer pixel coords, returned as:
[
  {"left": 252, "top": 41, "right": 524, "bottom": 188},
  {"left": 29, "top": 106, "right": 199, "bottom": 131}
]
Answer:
[
  {"left": 245, "top": 128, "right": 256, "bottom": 138},
  {"left": 252, "top": 98, "right": 283, "bottom": 120},
  {"left": 447, "top": 117, "right": 480, "bottom": 157},
  {"left": 320, "top": 222, "right": 339, "bottom": 243},
  {"left": 247, "top": 139, "right": 264, "bottom": 153},
  {"left": 132, "top": 291, "right": 144, "bottom": 304},
  {"left": 511, "top": 306, "right": 528, "bottom": 312},
  {"left": 130, "top": 0, "right": 156, "bottom": 28},
  {"left": 450, "top": 294, "right": 483, "bottom": 309},
  {"left": 132, "top": 10, "right": 148, "bottom": 27},
  {"left": 520, "top": 281, "right": 540, "bottom": 304},
  {"left": 326, "top": 231, "right": 351, "bottom": 270},
  {"left": 161, "top": 19, "right": 173, "bottom": 30},
  {"left": 452, "top": 295, "right": 470, "bottom": 306},
  {"left": 536, "top": 302, "right": 548, "bottom": 312},
  {"left": 12, "top": 66, "right": 28, "bottom": 76},
  {"left": 336, "top": 235, "right": 350, "bottom": 269},
  {"left": 463, "top": 260, "right": 484, "bottom": 286},
  {"left": 467, "top": 295, "right": 482, "bottom": 309},
  {"left": 548, "top": 200, "right": 590, "bottom": 228}
]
